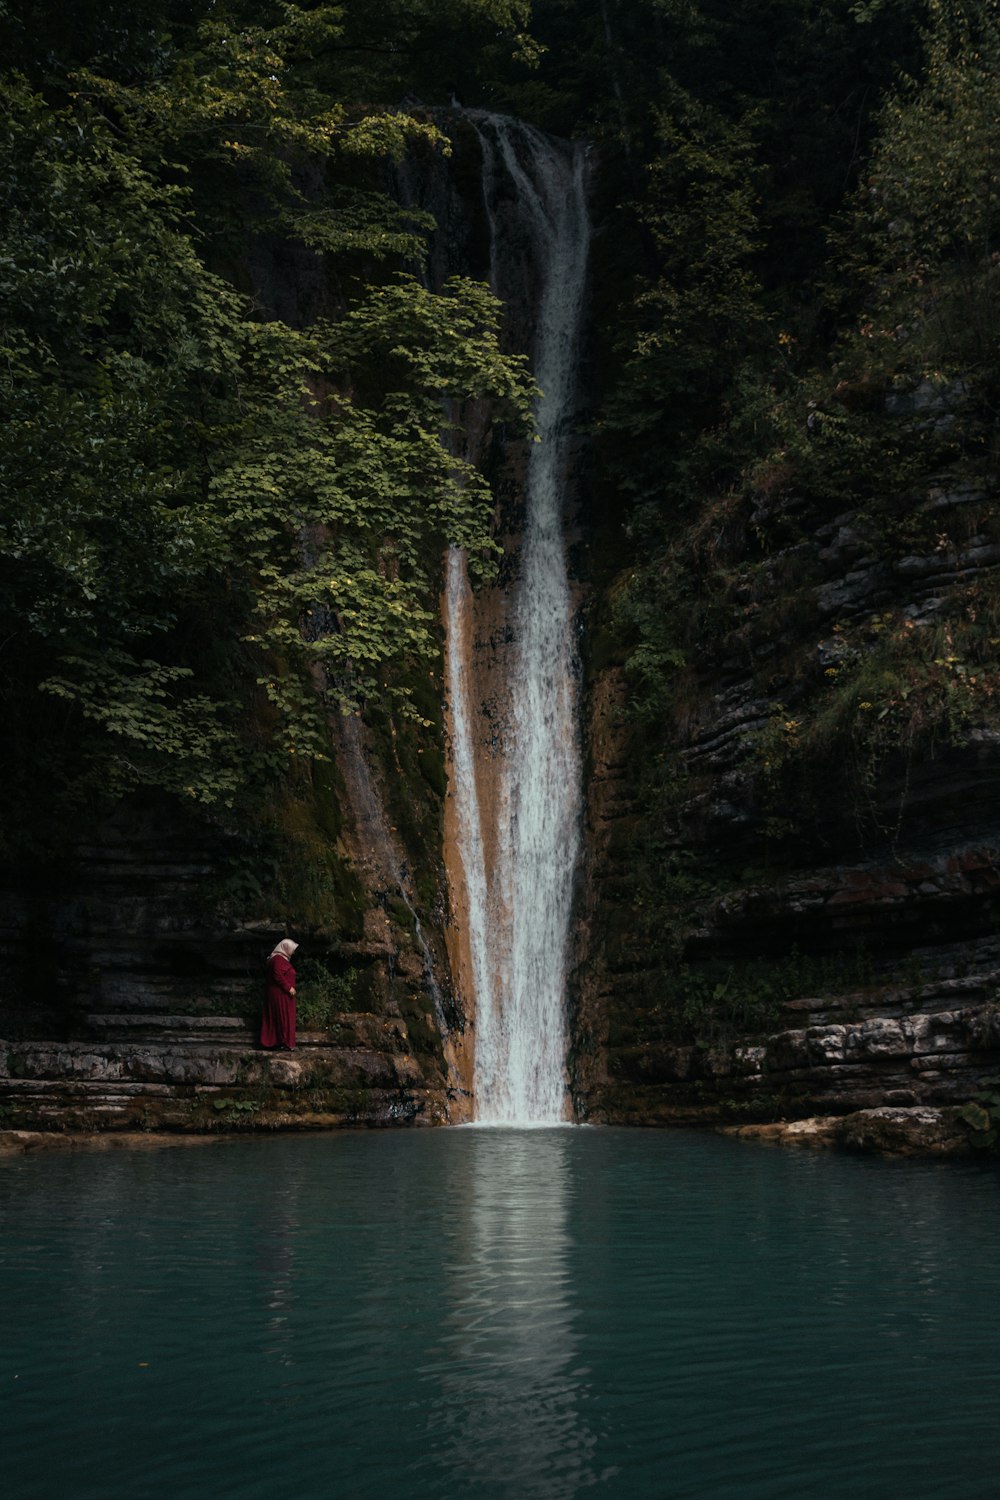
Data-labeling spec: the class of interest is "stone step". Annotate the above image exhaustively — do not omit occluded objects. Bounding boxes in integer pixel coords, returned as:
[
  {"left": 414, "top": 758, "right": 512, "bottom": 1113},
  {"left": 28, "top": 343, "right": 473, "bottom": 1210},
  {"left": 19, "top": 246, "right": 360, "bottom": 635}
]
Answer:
[
  {"left": 2, "top": 1077, "right": 183, "bottom": 1097},
  {"left": 79, "top": 1014, "right": 390, "bottom": 1048},
  {"left": 0, "top": 1078, "right": 227, "bottom": 1131},
  {"left": 80, "top": 984, "right": 252, "bottom": 1013},
  {"left": 84, "top": 1013, "right": 253, "bottom": 1043},
  {"left": 0, "top": 1034, "right": 425, "bottom": 1090},
  {"left": 0, "top": 1071, "right": 449, "bottom": 1135}
]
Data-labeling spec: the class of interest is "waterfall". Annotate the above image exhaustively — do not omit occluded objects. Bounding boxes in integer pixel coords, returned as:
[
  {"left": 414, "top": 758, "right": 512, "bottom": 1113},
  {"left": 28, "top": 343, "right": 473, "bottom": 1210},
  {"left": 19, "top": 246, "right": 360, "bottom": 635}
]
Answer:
[
  {"left": 446, "top": 117, "right": 590, "bottom": 1126},
  {"left": 444, "top": 546, "right": 498, "bottom": 1077}
]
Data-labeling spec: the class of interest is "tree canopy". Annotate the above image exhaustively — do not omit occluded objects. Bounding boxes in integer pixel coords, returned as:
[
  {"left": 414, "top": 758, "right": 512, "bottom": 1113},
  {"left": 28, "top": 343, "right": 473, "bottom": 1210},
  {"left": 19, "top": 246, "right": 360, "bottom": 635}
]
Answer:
[{"left": 0, "top": 1, "right": 533, "bottom": 846}]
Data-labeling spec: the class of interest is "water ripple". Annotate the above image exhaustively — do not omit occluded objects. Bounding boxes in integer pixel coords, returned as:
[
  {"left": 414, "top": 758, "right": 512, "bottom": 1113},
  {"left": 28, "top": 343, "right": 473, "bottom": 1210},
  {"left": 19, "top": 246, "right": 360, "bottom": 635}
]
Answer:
[{"left": 2, "top": 1129, "right": 999, "bottom": 1499}]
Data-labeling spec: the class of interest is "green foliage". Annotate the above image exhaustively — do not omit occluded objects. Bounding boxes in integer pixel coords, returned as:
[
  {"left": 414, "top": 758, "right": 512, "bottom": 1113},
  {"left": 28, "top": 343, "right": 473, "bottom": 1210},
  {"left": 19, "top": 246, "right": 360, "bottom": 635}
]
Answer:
[
  {"left": 731, "top": 7, "right": 1000, "bottom": 833},
  {"left": 212, "top": 272, "right": 531, "bottom": 741},
  {"left": 68, "top": 3, "right": 452, "bottom": 257},
  {"left": 836, "top": 1, "right": 1000, "bottom": 278},
  {"left": 332, "top": 0, "right": 540, "bottom": 100},
  {"left": 603, "top": 92, "right": 766, "bottom": 507},
  {"left": 212, "top": 1096, "right": 260, "bottom": 1123},
  {"left": 959, "top": 1079, "right": 1000, "bottom": 1148},
  {"left": 295, "top": 959, "right": 360, "bottom": 1027},
  {"left": 40, "top": 653, "right": 242, "bottom": 805},
  {"left": 0, "top": 13, "right": 534, "bottom": 850},
  {"left": 604, "top": 0, "right": 1000, "bottom": 867},
  {"left": 8, "top": 0, "right": 1000, "bottom": 1075},
  {"left": 753, "top": 601, "right": 1000, "bottom": 832}
]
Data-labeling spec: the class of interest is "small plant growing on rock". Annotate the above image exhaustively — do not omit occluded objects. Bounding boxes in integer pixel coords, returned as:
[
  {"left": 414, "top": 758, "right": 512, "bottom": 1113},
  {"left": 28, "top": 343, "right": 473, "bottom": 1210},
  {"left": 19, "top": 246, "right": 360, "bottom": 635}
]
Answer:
[
  {"left": 212, "top": 1098, "right": 259, "bottom": 1125},
  {"left": 296, "top": 961, "right": 359, "bottom": 1029},
  {"left": 959, "top": 1082, "right": 1000, "bottom": 1149}
]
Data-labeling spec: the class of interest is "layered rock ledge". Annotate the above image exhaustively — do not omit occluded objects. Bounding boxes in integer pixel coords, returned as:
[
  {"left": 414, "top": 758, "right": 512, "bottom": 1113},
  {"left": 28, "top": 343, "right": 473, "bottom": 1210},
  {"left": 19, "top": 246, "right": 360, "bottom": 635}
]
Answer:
[
  {"left": 722, "top": 1106, "right": 975, "bottom": 1158},
  {"left": 0, "top": 1015, "right": 455, "bottom": 1134},
  {"left": 586, "top": 970, "right": 1000, "bottom": 1155}
]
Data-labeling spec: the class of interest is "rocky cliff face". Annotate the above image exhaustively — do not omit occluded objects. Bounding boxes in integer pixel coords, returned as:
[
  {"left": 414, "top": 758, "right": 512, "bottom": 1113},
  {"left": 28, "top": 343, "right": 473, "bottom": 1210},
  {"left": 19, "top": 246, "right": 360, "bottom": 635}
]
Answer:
[
  {"left": 0, "top": 790, "right": 459, "bottom": 1131},
  {"left": 571, "top": 455, "right": 1000, "bottom": 1144}
]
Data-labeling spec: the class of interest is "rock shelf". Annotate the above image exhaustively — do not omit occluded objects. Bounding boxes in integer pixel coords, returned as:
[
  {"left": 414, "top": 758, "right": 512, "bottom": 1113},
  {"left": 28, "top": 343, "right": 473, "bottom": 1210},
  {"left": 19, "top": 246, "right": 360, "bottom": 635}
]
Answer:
[{"left": 0, "top": 1019, "right": 452, "bottom": 1134}]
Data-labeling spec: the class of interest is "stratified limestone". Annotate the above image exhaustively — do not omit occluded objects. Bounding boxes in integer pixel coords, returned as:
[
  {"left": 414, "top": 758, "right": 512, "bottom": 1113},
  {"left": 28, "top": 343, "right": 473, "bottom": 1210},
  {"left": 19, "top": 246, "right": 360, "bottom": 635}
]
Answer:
[
  {"left": 719, "top": 1116, "right": 842, "bottom": 1149},
  {"left": 572, "top": 461, "right": 1000, "bottom": 1153},
  {"left": 722, "top": 1105, "right": 974, "bottom": 1158},
  {"left": 0, "top": 1022, "right": 454, "bottom": 1134},
  {"left": 583, "top": 970, "right": 1000, "bottom": 1149},
  {"left": 835, "top": 1105, "right": 972, "bottom": 1156}
]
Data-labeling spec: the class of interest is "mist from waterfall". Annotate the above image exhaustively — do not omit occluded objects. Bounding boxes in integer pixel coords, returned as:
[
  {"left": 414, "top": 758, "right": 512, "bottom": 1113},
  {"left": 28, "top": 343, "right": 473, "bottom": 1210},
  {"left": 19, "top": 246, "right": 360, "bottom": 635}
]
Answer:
[{"left": 446, "top": 117, "right": 590, "bottom": 1126}]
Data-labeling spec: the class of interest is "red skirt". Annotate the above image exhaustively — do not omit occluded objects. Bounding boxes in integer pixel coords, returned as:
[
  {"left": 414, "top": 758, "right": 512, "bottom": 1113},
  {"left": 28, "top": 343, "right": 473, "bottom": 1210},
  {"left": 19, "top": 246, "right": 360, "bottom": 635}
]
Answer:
[{"left": 260, "top": 987, "right": 296, "bottom": 1049}]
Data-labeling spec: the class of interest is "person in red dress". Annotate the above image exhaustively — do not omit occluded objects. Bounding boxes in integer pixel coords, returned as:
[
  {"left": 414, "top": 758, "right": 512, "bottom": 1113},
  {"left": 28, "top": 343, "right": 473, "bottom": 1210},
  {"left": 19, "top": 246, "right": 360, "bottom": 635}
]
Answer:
[{"left": 261, "top": 938, "right": 298, "bottom": 1050}]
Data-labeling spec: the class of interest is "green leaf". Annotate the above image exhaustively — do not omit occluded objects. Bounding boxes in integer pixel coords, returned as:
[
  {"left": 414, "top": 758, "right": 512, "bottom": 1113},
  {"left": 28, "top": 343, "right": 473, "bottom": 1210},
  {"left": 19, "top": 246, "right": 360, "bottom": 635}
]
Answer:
[{"left": 960, "top": 1101, "right": 992, "bottom": 1132}]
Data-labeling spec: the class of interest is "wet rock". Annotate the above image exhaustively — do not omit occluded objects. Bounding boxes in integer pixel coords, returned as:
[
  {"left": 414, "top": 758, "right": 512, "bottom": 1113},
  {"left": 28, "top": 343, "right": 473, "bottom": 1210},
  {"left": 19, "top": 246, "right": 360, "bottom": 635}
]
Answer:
[
  {"left": 835, "top": 1106, "right": 970, "bottom": 1156},
  {"left": 765, "top": 1029, "right": 809, "bottom": 1072},
  {"left": 720, "top": 1116, "right": 841, "bottom": 1149},
  {"left": 721, "top": 1106, "right": 974, "bottom": 1157},
  {"left": 895, "top": 540, "right": 1000, "bottom": 579}
]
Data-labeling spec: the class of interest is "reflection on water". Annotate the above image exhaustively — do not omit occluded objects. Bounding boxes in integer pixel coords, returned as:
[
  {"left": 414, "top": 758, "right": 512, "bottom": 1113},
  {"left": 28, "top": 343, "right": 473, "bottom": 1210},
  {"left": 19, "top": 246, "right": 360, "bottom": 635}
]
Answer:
[
  {"left": 425, "top": 1129, "right": 602, "bottom": 1496},
  {"left": 254, "top": 1172, "right": 301, "bottom": 1372},
  {"left": 2, "top": 1129, "right": 1000, "bottom": 1500}
]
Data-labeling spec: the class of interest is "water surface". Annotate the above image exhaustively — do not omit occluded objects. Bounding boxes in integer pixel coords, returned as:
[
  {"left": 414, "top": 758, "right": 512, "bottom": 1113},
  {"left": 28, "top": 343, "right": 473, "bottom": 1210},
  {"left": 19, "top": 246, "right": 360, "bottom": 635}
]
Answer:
[{"left": 1, "top": 1128, "right": 997, "bottom": 1498}]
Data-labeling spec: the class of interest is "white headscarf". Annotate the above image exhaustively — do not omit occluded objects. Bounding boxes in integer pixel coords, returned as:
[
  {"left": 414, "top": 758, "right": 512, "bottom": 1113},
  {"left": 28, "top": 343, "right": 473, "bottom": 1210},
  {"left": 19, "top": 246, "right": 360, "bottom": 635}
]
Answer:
[{"left": 269, "top": 938, "right": 299, "bottom": 961}]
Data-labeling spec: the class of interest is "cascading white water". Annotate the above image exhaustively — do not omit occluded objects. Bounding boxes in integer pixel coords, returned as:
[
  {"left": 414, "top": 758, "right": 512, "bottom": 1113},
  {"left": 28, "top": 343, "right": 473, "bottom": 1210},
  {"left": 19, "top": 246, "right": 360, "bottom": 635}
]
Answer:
[
  {"left": 446, "top": 117, "right": 590, "bottom": 1126},
  {"left": 444, "top": 546, "right": 498, "bottom": 1071}
]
